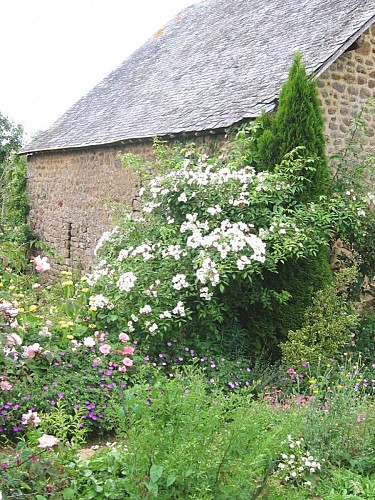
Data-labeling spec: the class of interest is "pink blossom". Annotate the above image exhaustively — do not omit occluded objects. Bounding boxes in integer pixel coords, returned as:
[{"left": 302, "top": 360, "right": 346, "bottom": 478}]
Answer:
[
  {"left": 118, "top": 366, "right": 127, "bottom": 372},
  {"left": 0, "top": 380, "right": 13, "bottom": 391},
  {"left": 356, "top": 413, "right": 366, "bottom": 423},
  {"left": 117, "top": 346, "right": 135, "bottom": 356},
  {"left": 33, "top": 255, "right": 51, "bottom": 272},
  {"left": 5, "top": 307, "right": 19, "bottom": 318},
  {"left": 83, "top": 336, "right": 96, "bottom": 348},
  {"left": 22, "top": 410, "right": 41, "bottom": 427},
  {"left": 23, "top": 343, "right": 41, "bottom": 359},
  {"left": 122, "top": 357, "right": 133, "bottom": 367},
  {"left": 119, "top": 332, "right": 130, "bottom": 342},
  {"left": 37, "top": 434, "right": 60, "bottom": 448},
  {"left": 45, "top": 320, "right": 52, "bottom": 327},
  {"left": 99, "top": 344, "right": 111, "bottom": 355},
  {"left": 6, "top": 333, "right": 22, "bottom": 346}
]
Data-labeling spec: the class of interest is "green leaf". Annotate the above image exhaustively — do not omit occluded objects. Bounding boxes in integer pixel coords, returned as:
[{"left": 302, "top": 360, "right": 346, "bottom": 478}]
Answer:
[
  {"left": 150, "top": 463, "right": 163, "bottom": 483},
  {"left": 62, "top": 488, "right": 76, "bottom": 499},
  {"left": 166, "top": 473, "right": 177, "bottom": 487}
]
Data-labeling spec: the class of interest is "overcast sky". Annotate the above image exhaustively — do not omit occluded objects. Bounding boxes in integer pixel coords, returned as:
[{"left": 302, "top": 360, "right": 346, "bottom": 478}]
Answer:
[{"left": 0, "top": 0, "right": 200, "bottom": 138}]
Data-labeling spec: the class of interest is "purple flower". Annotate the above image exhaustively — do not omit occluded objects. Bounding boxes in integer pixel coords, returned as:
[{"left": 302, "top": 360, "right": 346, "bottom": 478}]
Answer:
[{"left": 57, "top": 392, "right": 64, "bottom": 399}]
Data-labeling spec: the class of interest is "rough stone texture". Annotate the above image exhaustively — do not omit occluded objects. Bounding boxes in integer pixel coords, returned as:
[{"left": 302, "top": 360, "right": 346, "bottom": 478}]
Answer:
[
  {"left": 317, "top": 25, "right": 375, "bottom": 156},
  {"left": 27, "top": 135, "right": 225, "bottom": 272},
  {"left": 27, "top": 143, "right": 148, "bottom": 272}
]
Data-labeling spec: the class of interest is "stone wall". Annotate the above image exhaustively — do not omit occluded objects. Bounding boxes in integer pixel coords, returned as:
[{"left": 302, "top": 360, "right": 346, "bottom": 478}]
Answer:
[
  {"left": 317, "top": 24, "right": 375, "bottom": 156},
  {"left": 27, "top": 135, "right": 224, "bottom": 272},
  {"left": 27, "top": 143, "right": 153, "bottom": 272}
]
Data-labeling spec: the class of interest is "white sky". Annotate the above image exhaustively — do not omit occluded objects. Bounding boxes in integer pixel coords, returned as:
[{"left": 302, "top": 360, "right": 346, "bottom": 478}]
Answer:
[{"left": 0, "top": 0, "right": 200, "bottom": 139}]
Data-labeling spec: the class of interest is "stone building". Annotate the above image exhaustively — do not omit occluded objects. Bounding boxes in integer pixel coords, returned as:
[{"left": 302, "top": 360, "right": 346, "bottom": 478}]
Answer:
[{"left": 21, "top": 0, "right": 375, "bottom": 271}]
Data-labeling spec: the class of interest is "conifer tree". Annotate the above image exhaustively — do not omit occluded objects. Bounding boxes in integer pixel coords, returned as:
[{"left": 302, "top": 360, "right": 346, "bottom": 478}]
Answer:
[{"left": 247, "top": 53, "right": 332, "bottom": 353}]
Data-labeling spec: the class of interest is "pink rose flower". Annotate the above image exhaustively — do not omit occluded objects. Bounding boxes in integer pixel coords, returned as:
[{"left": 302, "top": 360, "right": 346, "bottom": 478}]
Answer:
[
  {"left": 123, "top": 346, "right": 135, "bottom": 355},
  {"left": 0, "top": 381, "right": 13, "bottom": 391},
  {"left": 83, "top": 336, "right": 96, "bottom": 348},
  {"left": 122, "top": 357, "right": 133, "bottom": 367},
  {"left": 6, "top": 333, "right": 22, "bottom": 346},
  {"left": 38, "top": 434, "right": 60, "bottom": 448},
  {"left": 23, "top": 343, "right": 41, "bottom": 359},
  {"left": 119, "top": 332, "right": 130, "bottom": 342},
  {"left": 118, "top": 366, "right": 127, "bottom": 372},
  {"left": 22, "top": 410, "right": 41, "bottom": 427},
  {"left": 33, "top": 255, "right": 51, "bottom": 272},
  {"left": 99, "top": 344, "right": 111, "bottom": 355}
]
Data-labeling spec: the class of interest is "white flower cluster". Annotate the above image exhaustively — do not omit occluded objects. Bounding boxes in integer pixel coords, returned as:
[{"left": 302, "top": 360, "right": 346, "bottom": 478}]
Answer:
[
  {"left": 139, "top": 304, "right": 152, "bottom": 314},
  {"left": 143, "top": 201, "right": 161, "bottom": 213},
  {"left": 277, "top": 436, "right": 322, "bottom": 486},
  {"left": 87, "top": 260, "right": 112, "bottom": 286},
  {"left": 207, "top": 205, "right": 222, "bottom": 215},
  {"left": 117, "top": 272, "right": 137, "bottom": 292},
  {"left": 172, "top": 273, "right": 190, "bottom": 290},
  {"left": 147, "top": 163, "right": 257, "bottom": 202},
  {"left": 89, "top": 294, "right": 110, "bottom": 309},
  {"left": 196, "top": 256, "right": 220, "bottom": 287},
  {"left": 268, "top": 221, "right": 299, "bottom": 236},
  {"left": 144, "top": 279, "right": 161, "bottom": 298},
  {"left": 118, "top": 242, "right": 155, "bottom": 262},
  {"left": 199, "top": 286, "right": 213, "bottom": 301},
  {"left": 182, "top": 216, "right": 266, "bottom": 264},
  {"left": 172, "top": 301, "right": 186, "bottom": 317},
  {"left": 161, "top": 244, "right": 187, "bottom": 260},
  {"left": 345, "top": 188, "right": 357, "bottom": 201},
  {"left": 159, "top": 310, "right": 172, "bottom": 319},
  {"left": 94, "top": 226, "right": 119, "bottom": 255}
]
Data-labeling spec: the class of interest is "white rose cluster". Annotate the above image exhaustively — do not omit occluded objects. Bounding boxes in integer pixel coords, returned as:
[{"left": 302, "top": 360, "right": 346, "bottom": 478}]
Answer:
[
  {"left": 89, "top": 294, "right": 110, "bottom": 309},
  {"left": 117, "top": 272, "right": 137, "bottom": 292},
  {"left": 172, "top": 274, "right": 190, "bottom": 290}
]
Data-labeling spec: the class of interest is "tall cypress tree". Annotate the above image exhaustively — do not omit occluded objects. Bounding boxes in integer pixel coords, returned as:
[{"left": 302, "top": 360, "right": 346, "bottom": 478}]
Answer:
[
  {"left": 272, "top": 53, "right": 331, "bottom": 199},
  {"left": 248, "top": 53, "right": 332, "bottom": 354}
]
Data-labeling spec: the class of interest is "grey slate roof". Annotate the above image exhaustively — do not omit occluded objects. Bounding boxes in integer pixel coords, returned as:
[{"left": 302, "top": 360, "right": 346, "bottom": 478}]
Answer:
[{"left": 22, "top": 0, "right": 375, "bottom": 154}]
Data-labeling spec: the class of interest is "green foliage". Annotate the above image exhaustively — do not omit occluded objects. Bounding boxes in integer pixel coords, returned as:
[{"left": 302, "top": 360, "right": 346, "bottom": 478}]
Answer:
[
  {"left": 280, "top": 268, "right": 360, "bottom": 367},
  {"left": 60, "top": 369, "right": 302, "bottom": 499},
  {"left": 300, "top": 356, "right": 374, "bottom": 472},
  {"left": 244, "top": 54, "right": 333, "bottom": 342},
  {"left": 249, "top": 53, "right": 331, "bottom": 199},
  {"left": 330, "top": 98, "right": 375, "bottom": 279},
  {"left": 0, "top": 112, "right": 36, "bottom": 253},
  {"left": 38, "top": 400, "right": 88, "bottom": 446},
  {"left": 0, "top": 112, "right": 23, "bottom": 165}
]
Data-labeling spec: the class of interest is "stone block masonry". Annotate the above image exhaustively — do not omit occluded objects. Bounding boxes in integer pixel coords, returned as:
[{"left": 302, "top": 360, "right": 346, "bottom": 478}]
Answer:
[
  {"left": 317, "top": 25, "right": 375, "bottom": 156},
  {"left": 27, "top": 143, "right": 153, "bottom": 272}
]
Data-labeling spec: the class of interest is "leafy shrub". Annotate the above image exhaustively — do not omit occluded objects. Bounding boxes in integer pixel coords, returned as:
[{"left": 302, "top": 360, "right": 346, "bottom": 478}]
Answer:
[
  {"left": 280, "top": 267, "right": 360, "bottom": 367},
  {"left": 89, "top": 139, "right": 371, "bottom": 360}
]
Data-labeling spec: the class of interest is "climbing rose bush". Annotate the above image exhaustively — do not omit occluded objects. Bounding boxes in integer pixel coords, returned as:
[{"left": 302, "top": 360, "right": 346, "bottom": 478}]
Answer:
[{"left": 90, "top": 143, "right": 372, "bottom": 352}]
